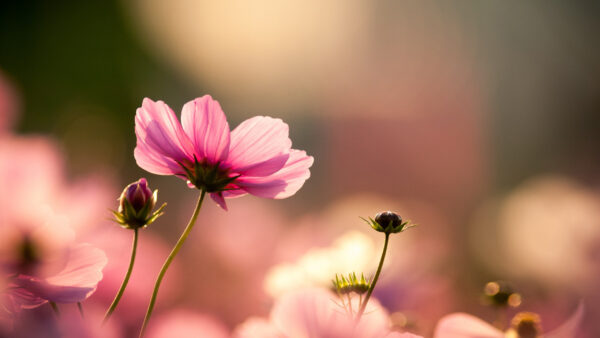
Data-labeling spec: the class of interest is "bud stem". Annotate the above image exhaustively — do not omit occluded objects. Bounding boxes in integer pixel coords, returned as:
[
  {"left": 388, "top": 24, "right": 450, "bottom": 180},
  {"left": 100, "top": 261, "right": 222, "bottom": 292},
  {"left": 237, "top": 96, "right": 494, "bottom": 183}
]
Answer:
[
  {"left": 139, "top": 190, "right": 206, "bottom": 337},
  {"left": 356, "top": 233, "right": 390, "bottom": 322},
  {"left": 103, "top": 227, "right": 139, "bottom": 324}
]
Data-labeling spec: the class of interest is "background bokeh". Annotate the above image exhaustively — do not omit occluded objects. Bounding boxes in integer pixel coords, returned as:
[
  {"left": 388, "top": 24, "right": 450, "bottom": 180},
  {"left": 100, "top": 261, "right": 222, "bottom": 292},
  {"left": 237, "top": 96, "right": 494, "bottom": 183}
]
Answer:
[{"left": 1, "top": 1, "right": 600, "bottom": 337}]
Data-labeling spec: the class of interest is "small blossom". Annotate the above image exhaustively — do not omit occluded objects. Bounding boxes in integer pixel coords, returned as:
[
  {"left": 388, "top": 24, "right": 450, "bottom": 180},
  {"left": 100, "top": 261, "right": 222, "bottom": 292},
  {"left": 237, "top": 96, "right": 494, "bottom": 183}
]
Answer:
[
  {"left": 234, "top": 288, "right": 422, "bottom": 338},
  {"left": 113, "top": 178, "right": 165, "bottom": 229},
  {"left": 0, "top": 219, "right": 107, "bottom": 318},
  {"left": 134, "top": 95, "right": 313, "bottom": 210}
]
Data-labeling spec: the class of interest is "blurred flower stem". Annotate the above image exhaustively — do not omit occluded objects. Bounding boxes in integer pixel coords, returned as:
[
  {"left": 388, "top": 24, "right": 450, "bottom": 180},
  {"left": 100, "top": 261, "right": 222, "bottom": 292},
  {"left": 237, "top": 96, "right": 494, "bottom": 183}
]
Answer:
[
  {"left": 355, "top": 232, "right": 389, "bottom": 322},
  {"left": 103, "top": 227, "right": 139, "bottom": 324},
  {"left": 139, "top": 190, "right": 206, "bottom": 337}
]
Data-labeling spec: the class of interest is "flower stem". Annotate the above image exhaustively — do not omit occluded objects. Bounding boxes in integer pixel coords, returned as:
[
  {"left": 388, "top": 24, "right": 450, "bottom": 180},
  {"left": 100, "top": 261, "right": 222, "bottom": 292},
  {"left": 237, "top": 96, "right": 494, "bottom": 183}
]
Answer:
[
  {"left": 103, "top": 227, "right": 139, "bottom": 324},
  {"left": 356, "top": 233, "right": 390, "bottom": 322},
  {"left": 139, "top": 190, "right": 206, "bottom": 337}
]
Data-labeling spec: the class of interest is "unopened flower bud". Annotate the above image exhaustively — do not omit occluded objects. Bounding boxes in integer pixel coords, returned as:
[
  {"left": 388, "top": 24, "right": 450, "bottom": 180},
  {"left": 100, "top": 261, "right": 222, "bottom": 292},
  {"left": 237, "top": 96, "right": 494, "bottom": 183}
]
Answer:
[
  {"left": 364, "top": 211, "right": 413, "bottom": 234},
  {"left": 113, "top": 178, "right": 165, "bottom": 229},
  {"left": 510, "top": 312, "right": 541, "bottom": 338},
  {"left": 375, "top": 211, "right": 401, "bottom": 229},
  {"left": 119, "top": 178, "right": 155, "bottom": 214}
]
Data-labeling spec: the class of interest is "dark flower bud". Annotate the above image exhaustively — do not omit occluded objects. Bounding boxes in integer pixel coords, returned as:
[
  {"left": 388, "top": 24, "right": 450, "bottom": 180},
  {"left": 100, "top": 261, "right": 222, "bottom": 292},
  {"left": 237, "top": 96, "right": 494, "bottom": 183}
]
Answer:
[
  {"left": 510, "top": 312, "right": 541, "bottom": 338},
  {"left": 113, "top": 178, "right": 165, "bottom": 229},
  {"left": 364, "top": 211, "right": 413, "bottom": 234},
  {"left": 375, "top": 211, "right": 402, "bottom": 230}
]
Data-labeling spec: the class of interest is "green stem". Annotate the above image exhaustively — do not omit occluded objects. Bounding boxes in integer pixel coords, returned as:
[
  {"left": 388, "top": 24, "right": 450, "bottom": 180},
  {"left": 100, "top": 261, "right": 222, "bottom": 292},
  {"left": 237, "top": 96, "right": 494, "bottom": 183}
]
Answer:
[
  {"left": 103, "top": 227, "right": 139, "bottom": 324},
  {"left": 139, "top": 190, "right": 206, "bottom": 337},
  {"left": 356, "top": 233, "right": 390, "bottom": 322}
]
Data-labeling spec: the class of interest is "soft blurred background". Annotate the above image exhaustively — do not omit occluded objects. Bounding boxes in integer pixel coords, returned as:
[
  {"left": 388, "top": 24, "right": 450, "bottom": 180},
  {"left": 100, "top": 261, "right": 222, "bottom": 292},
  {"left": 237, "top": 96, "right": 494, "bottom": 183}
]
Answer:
[{"left": 1, "top": 1, "right": 600, "bottom": 337}]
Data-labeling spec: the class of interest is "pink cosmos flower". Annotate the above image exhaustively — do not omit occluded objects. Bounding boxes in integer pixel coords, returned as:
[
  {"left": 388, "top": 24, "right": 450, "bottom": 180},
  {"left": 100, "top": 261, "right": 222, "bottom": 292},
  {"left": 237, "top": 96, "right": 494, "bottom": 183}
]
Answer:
[
  {"left": 434, "top": 302, "right": 584, "bottom": 338},
  {"left": 134, "top": 95, "right": 313, "bottom": 210},
  {"left": 233, "top": 288, "right": 422, "bottom": 338},
  {"left": 0, "top": 217, "right": 107, "bottom": 318}
]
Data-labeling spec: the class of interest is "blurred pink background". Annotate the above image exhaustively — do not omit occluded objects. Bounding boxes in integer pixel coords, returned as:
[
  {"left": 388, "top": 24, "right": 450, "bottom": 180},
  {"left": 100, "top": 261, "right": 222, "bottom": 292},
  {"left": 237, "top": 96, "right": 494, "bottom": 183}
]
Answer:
[{"left": 1, "top": 1, "right": 600, "bottom": 337}]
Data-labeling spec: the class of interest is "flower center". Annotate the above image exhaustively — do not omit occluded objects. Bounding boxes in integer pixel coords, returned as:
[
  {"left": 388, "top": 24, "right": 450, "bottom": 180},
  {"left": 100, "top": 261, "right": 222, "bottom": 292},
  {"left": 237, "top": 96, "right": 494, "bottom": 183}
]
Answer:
[
  {"left": 180, "top": 157, "right": 239, "bottom": 193},
  {"left": 17, "top": 236, "right": 40, "bottom": 272}
]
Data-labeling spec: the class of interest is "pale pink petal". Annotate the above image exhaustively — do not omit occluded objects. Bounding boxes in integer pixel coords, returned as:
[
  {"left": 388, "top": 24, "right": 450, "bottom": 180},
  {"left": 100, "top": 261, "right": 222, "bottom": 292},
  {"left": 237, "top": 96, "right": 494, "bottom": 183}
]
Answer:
[
  {"left": 15, "top": 244, "right": 107, "bottom": 304},
  {"left": 232, "top": 153, "right": 290, "bottom": 177},
  {"left": 210, "top": 192, "right": 229, "bottom": 211},
  {"left": 147, "top": 310, "right": 229, "bottom": 338},
  {"left": 221, "top": 189, "right": 248, "bottom": 199},
  {"left": 6, "top": 287, "right": 47, "bottom": 310},
  {"left": 544, "top": 302, "right": 584, "bottom": 338},
  {"left": 354, "top": 298, "right": 394, "bottom": 338},
  {"left": 134, "top": 98, "right": 194, "bottom": 173},
  {"left": 227, "top": 116, "right": 292, "bottom": 175},
  {"left": 434, "top": 313, "right": 503, "bottom": 338},
  {"left": 386, "top": 333, "right": 424, "bottom": 338},
  {"left": 236, "top": 150, "right": 313, "bottom": 199},
  {"left": 181, "top": 96, "right": 231, "bottom": 165},
  {"left": 233, "top": 317, "right": 281, "bottom": 338},
  {"left": 271, "top": 288, "right": 345, "bottom": 337},
  {"left": 134, "top": 141, "right": 184, "bottom": 175}
]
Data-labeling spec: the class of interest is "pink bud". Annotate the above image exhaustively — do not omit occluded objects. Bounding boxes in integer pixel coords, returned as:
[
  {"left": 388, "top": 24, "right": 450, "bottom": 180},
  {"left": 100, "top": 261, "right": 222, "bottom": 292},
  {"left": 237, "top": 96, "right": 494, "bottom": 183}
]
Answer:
[
  {"left": 119, "top": 178, "right": 154, "bottom": 214},
  {"left": 115, "top": 178, "right": 164, "bottom": 229}
]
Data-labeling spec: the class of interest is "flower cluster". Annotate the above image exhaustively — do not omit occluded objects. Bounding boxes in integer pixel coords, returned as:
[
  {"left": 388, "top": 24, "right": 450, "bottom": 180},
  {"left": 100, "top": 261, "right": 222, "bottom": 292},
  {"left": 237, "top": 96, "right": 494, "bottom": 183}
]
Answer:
[{"left": 1, "top": 91, "right": 587, "bottom": 338}]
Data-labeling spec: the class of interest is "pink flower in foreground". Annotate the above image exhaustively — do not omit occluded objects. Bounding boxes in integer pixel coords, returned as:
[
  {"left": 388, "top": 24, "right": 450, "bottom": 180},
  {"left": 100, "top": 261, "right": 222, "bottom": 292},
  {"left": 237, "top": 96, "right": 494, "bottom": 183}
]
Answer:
[
  {"left": 0, "top": 218, "right": 107, "bottom": 319},
  {"left": 434, "top": 302, "right": 584, "bottom": 338},
  {"left": 233, "top": 288, "right": 421, "bottom": 338},
  {"left": 134, "top": 95, "right": 313, "bottom": 210}
]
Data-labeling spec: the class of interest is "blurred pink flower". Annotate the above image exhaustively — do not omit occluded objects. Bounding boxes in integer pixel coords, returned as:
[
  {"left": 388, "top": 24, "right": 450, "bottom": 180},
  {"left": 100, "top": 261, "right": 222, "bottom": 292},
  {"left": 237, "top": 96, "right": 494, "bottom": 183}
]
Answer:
[
  {"left": 7, "top": 303, "right": 122, "bottom": 338},
  {"left": 0, "top": 135, "right": 111, "bottom": 331},
  {"left": 134, "top": 95, "right": 313, "bottom": 210},
  {"left": 1, "top": 218, "right": 107, "bottom": 318},
  {"left": 434, "top": 302, "right": 584, "bottom": 338},
  {"left": 0, "top": 135, "right": 116, "bottom": 235},
  {"left": 234, "top": 288, "right": 421, "bottom": 338},
  {"left": 146, "top": 309, "right": 229, "bottom": 338}
]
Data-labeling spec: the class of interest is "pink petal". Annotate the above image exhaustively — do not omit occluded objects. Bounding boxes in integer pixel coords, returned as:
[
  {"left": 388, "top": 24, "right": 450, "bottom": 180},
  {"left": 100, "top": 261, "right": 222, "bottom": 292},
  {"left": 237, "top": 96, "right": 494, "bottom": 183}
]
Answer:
[
  {"left": 236, "top": 150, "right": 313, "bottom": 199},
  {"left": 227, "top": 117, "right": 292, "bottom": 176},
  {"left": 6, "top": 287, "right": 47, "bottom": 310},
  {"left": 210, "top": 192, "right": 229, "bottom": 211},
  {"left": 146, "top": 310, "right": 229, "bottom": 338},
  {"left": 270, "top": 289, "right": 390, "bottom": 338},
  {"left": 544, "top": 302, "right": 584, "bottom": 338},
  {"left": 134, "top": 98, "right": 194, "bottom": 173},
  {"left": 15, "top": 244, "right": 107, "bottom": 304},
  {"left": 181, "top": 96, "right": 231, "bottom": 165},
  {"left": 233, "top": 153, "right": 290, "bottom": 177},
  {"left": 134, "top": 141, "right": 183, "bottom": 175},
  {"left": 271, "top": 288, "right": 344, "bottom": 337},
  {"left": 233, "top": 317, "right": 281, "bottom": 338},
  {"left": 433, "top": 313, "right": 503, "bottom": 338},
  {"left": 386, "top": 333, "right": 424, "bottom": 338}
]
